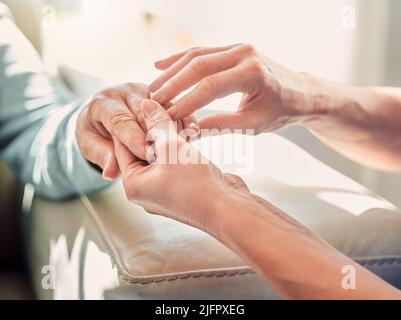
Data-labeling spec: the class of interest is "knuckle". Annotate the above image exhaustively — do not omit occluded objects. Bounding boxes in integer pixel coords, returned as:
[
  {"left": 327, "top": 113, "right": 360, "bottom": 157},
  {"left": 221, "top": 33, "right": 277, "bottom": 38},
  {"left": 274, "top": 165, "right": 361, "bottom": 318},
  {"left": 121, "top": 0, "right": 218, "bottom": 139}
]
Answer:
[
  {"left": 187, "top": 47, "right": 203, "bottom": 59},
  {"left": 225, "top": 173, "right": 248, "bottom": 189},
  {"left": 101, "top": 82, "right": 148, "bottom": 98},
  {"left": 100, "top": 86, "right": 117, "bottom": 97},
  {"left": 190, "top": 56, "right": 208, "bottom": 73},
  {"left": 123, "top": 82, "right": 148, "bottom": 94},
  {"left": 234, "top": 175, "right": 246, "bottom": 185},
  {"left": 88, "top": 96, "right": 106, "bottom": 110},
  {"left": 123, "top": 82, "right": 137, "bottom": 90},
  {"left": 200, "top": 75, "right": 218, "bottom": 91},
  {"left": 110, "top": 112, "right": 135, "bottom": 132},
  {"left": 87, "top": 96, "right": 107, "bottom": 117},
  {"left": 240, "top": 43, "right": 257, "bottom": 56},
  {"left": 148, "top": 112, "right": 168, "bottom": 130},
  {"left": 166, "top": 75, "right": 178, "bottom": 88},
  {"left": 245, "top": 59, "right": 264, "bottom": 76}
]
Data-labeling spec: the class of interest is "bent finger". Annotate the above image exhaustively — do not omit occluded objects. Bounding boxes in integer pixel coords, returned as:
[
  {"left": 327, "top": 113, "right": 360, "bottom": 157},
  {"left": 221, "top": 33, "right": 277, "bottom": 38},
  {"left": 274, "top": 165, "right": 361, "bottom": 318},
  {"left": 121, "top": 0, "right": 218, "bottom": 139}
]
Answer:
[
  {"left": 150, "top": 44, "right": 240, "bottom": 92},
  {"left": 167, "top": 65, "right": 249, "bottom": 120},
  {"left": 114, "top": 138, "right": 146, "bottom": 179},
  {"left": 91, "top": 98, "right": 147, "bottom": 159},
  {"left": 151, "top": 49, "right": 241, "bottom": 105},
  {"left": 78, "top": 132, "right": 119, "bottom": 180}
]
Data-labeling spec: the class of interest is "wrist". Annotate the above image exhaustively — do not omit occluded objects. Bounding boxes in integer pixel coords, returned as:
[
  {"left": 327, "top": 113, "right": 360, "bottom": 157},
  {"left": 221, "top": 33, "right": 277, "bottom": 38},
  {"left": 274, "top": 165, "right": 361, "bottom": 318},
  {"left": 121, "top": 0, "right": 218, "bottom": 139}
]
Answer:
[
  {"left": 272, "top": 71, "right": 330, "bottom": 128},
  {"left": 293, "top": 72, "right": 330, "bottom": 121},
  {"left": 197, "top": 187, "right": 255, "bottom": 240},
  {"left": 296, "top": 73, "right": 364, "bottom": 128},
  {"left": 212, "top": 192, "right": 271, "bottom": 245}
]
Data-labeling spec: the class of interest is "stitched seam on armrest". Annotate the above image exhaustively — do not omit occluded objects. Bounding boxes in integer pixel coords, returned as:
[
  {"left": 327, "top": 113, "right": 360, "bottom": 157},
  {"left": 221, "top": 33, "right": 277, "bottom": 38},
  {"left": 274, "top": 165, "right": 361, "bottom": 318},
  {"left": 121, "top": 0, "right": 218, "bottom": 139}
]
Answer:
[
  {"left": 79, "top": 195, "right": 254, "bottom": 282},
  {"left": 118, "top": 256, "right": 401, "bottom": 286},
  {"left": 354, "top": 256, "right": 401, "bottom": 267},
  {"left": 120, "top": 269, "right": 257, "bottom": 285}
]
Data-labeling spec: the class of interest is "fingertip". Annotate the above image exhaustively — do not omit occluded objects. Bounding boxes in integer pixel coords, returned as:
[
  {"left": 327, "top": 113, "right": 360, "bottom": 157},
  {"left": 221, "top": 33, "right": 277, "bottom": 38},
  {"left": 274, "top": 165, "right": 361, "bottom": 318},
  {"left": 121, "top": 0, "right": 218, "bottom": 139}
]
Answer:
[
  {"left": 102, "top": 155, "right": 120, "bottom": 180},
  {"left": 141, "top": 99, "right": 162, "bottom": 116},
  {"left": 154, "top": 60, "right": 168, "bottom": 70},
  {"left": 102, "top": 170, "right": 117, "bottom": 181}
]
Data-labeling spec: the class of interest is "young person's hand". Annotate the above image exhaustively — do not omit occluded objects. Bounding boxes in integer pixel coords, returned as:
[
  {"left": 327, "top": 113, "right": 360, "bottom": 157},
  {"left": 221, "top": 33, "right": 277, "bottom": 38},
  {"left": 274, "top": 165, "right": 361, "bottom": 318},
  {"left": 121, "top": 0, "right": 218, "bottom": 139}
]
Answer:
[
  {"left": 115, "top": 99, "right": 249, "bottom": 234},
  {"left": 150, "top": 44, "right": 313, "bottom": 134}
]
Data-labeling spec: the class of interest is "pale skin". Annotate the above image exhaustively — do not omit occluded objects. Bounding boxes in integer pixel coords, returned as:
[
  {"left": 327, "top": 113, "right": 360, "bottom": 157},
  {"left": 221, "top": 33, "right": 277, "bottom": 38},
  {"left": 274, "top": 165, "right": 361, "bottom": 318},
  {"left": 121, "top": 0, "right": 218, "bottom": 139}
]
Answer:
[
  {"left": 116, "top": 99, "right": 401, "bottom": 300},
  {"left": 75, "top": 43, "right": 401, "bottom": 299}
]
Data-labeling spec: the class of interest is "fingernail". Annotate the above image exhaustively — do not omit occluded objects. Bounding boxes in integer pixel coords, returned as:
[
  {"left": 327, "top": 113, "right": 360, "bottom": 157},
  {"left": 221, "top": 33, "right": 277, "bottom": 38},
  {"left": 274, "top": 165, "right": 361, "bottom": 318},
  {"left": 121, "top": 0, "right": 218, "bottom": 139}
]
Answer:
[
  {"left": 154, "top": 59, "right": 164, "bottom": 65},
  {"left": 102, "top": 154, "right": 113, "bottom": 180},
  {"left": 142, "top": 99, "right": 158, "bottom": 116},
  {"left": 102, "top": 171, "right": 113, "bottom": 181},
  {"left": 189, "top": 121, "right": 200, "bottom": 135}
]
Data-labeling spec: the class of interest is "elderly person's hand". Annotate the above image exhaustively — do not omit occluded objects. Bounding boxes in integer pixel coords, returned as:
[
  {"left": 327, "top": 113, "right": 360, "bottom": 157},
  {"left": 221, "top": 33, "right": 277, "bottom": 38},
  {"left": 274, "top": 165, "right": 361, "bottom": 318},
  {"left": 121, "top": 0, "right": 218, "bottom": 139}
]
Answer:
[
  {"left": 115, "top": 99, "right": 248, "bottom": 234},
  {"left": 76, "top": 83, "right": 199, "bottom": 180},
  {"left": 151, "top": 45, "right": 401, "bottom": 171},
  {"left": 150, "top": 44, "right": 312, "bottom": 134}
]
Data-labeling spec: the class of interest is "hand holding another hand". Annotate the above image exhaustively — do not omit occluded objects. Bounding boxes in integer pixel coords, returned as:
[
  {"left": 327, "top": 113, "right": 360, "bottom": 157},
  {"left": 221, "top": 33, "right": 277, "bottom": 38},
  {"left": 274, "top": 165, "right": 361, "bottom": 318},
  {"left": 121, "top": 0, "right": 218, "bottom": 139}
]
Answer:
[{"left": 115, "top": 99, "right": 249, "bottom": 235}]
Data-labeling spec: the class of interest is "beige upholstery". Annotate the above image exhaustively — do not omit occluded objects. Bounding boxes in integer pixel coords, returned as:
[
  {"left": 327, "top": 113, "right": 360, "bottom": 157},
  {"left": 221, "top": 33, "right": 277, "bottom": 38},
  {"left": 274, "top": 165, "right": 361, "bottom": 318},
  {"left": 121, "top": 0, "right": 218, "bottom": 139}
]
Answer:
[
  {"left": 26, "top": 133, "right": 401, "bottom": 299},
  {"left": 1, "top": 0, "right": 42, "bottom": 52}
]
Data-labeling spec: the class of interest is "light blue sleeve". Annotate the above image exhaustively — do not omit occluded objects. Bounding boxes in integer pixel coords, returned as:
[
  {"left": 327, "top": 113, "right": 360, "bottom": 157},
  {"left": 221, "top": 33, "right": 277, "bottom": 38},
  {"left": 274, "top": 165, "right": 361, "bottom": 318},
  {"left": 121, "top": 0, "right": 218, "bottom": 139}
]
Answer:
[{"left": 0, "top": 11, "right": 112, "bottom": 200}]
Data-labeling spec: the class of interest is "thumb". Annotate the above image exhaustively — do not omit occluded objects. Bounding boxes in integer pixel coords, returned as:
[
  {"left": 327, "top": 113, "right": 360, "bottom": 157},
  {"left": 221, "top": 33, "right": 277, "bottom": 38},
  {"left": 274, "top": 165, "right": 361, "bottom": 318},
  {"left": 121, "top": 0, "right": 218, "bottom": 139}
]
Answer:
[
  {"left": 141, "top": 99, "right": 182, "bottom": 160},
  {"left": 142, "top": 99, "right": 173, "bottom": 133},
  {"left": 199, "top": 113, "right": 249, "bottom": 131},
  {"left": 141, "top": 98, "right": 179, "bottom": 141}
]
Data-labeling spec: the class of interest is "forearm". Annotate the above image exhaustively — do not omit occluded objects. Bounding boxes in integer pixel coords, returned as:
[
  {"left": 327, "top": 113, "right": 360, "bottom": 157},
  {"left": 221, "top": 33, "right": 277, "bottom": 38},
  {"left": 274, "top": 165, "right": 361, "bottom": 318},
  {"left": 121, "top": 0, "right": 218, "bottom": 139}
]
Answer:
[
  {"left": 209, "top": 190, "right": 401, "bottom": 299},
  {"left": 1, "top": 100, "right": 112, "bottom": 200},
  {"left": 0, "top": 14, "right": 111, "bottom": 199},
  {"left": 296, "top": 74, "right": 401, "bottom": 171}
]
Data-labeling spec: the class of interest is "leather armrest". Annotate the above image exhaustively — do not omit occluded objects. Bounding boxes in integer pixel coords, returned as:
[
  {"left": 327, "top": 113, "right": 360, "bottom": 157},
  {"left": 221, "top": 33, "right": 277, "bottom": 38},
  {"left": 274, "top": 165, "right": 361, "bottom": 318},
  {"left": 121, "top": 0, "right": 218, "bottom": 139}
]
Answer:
[{"left": 24, "top": 133, "right": 401, "bottom": 299}]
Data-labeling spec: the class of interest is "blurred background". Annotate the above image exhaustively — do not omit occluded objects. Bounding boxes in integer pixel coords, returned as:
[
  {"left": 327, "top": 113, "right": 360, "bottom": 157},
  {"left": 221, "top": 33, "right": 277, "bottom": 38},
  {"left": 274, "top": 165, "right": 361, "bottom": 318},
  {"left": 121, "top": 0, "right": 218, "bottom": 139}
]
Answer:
[{"left": 3, "top": 0, "right": 401, "bottom": 208}]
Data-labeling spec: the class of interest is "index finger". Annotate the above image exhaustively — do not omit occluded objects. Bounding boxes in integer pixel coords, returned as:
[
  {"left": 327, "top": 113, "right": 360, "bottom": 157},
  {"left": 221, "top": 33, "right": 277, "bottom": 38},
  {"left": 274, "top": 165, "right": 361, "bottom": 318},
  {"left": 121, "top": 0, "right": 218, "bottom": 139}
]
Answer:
[
  {"left": 167, "top": 64, "right": 248, "bottom": 120},
  {"left": 151, "top": 44, "right": 240, "bottom": 92},
  {"left": 154, "top": 48, "right": 193, "bottom": 70}
]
